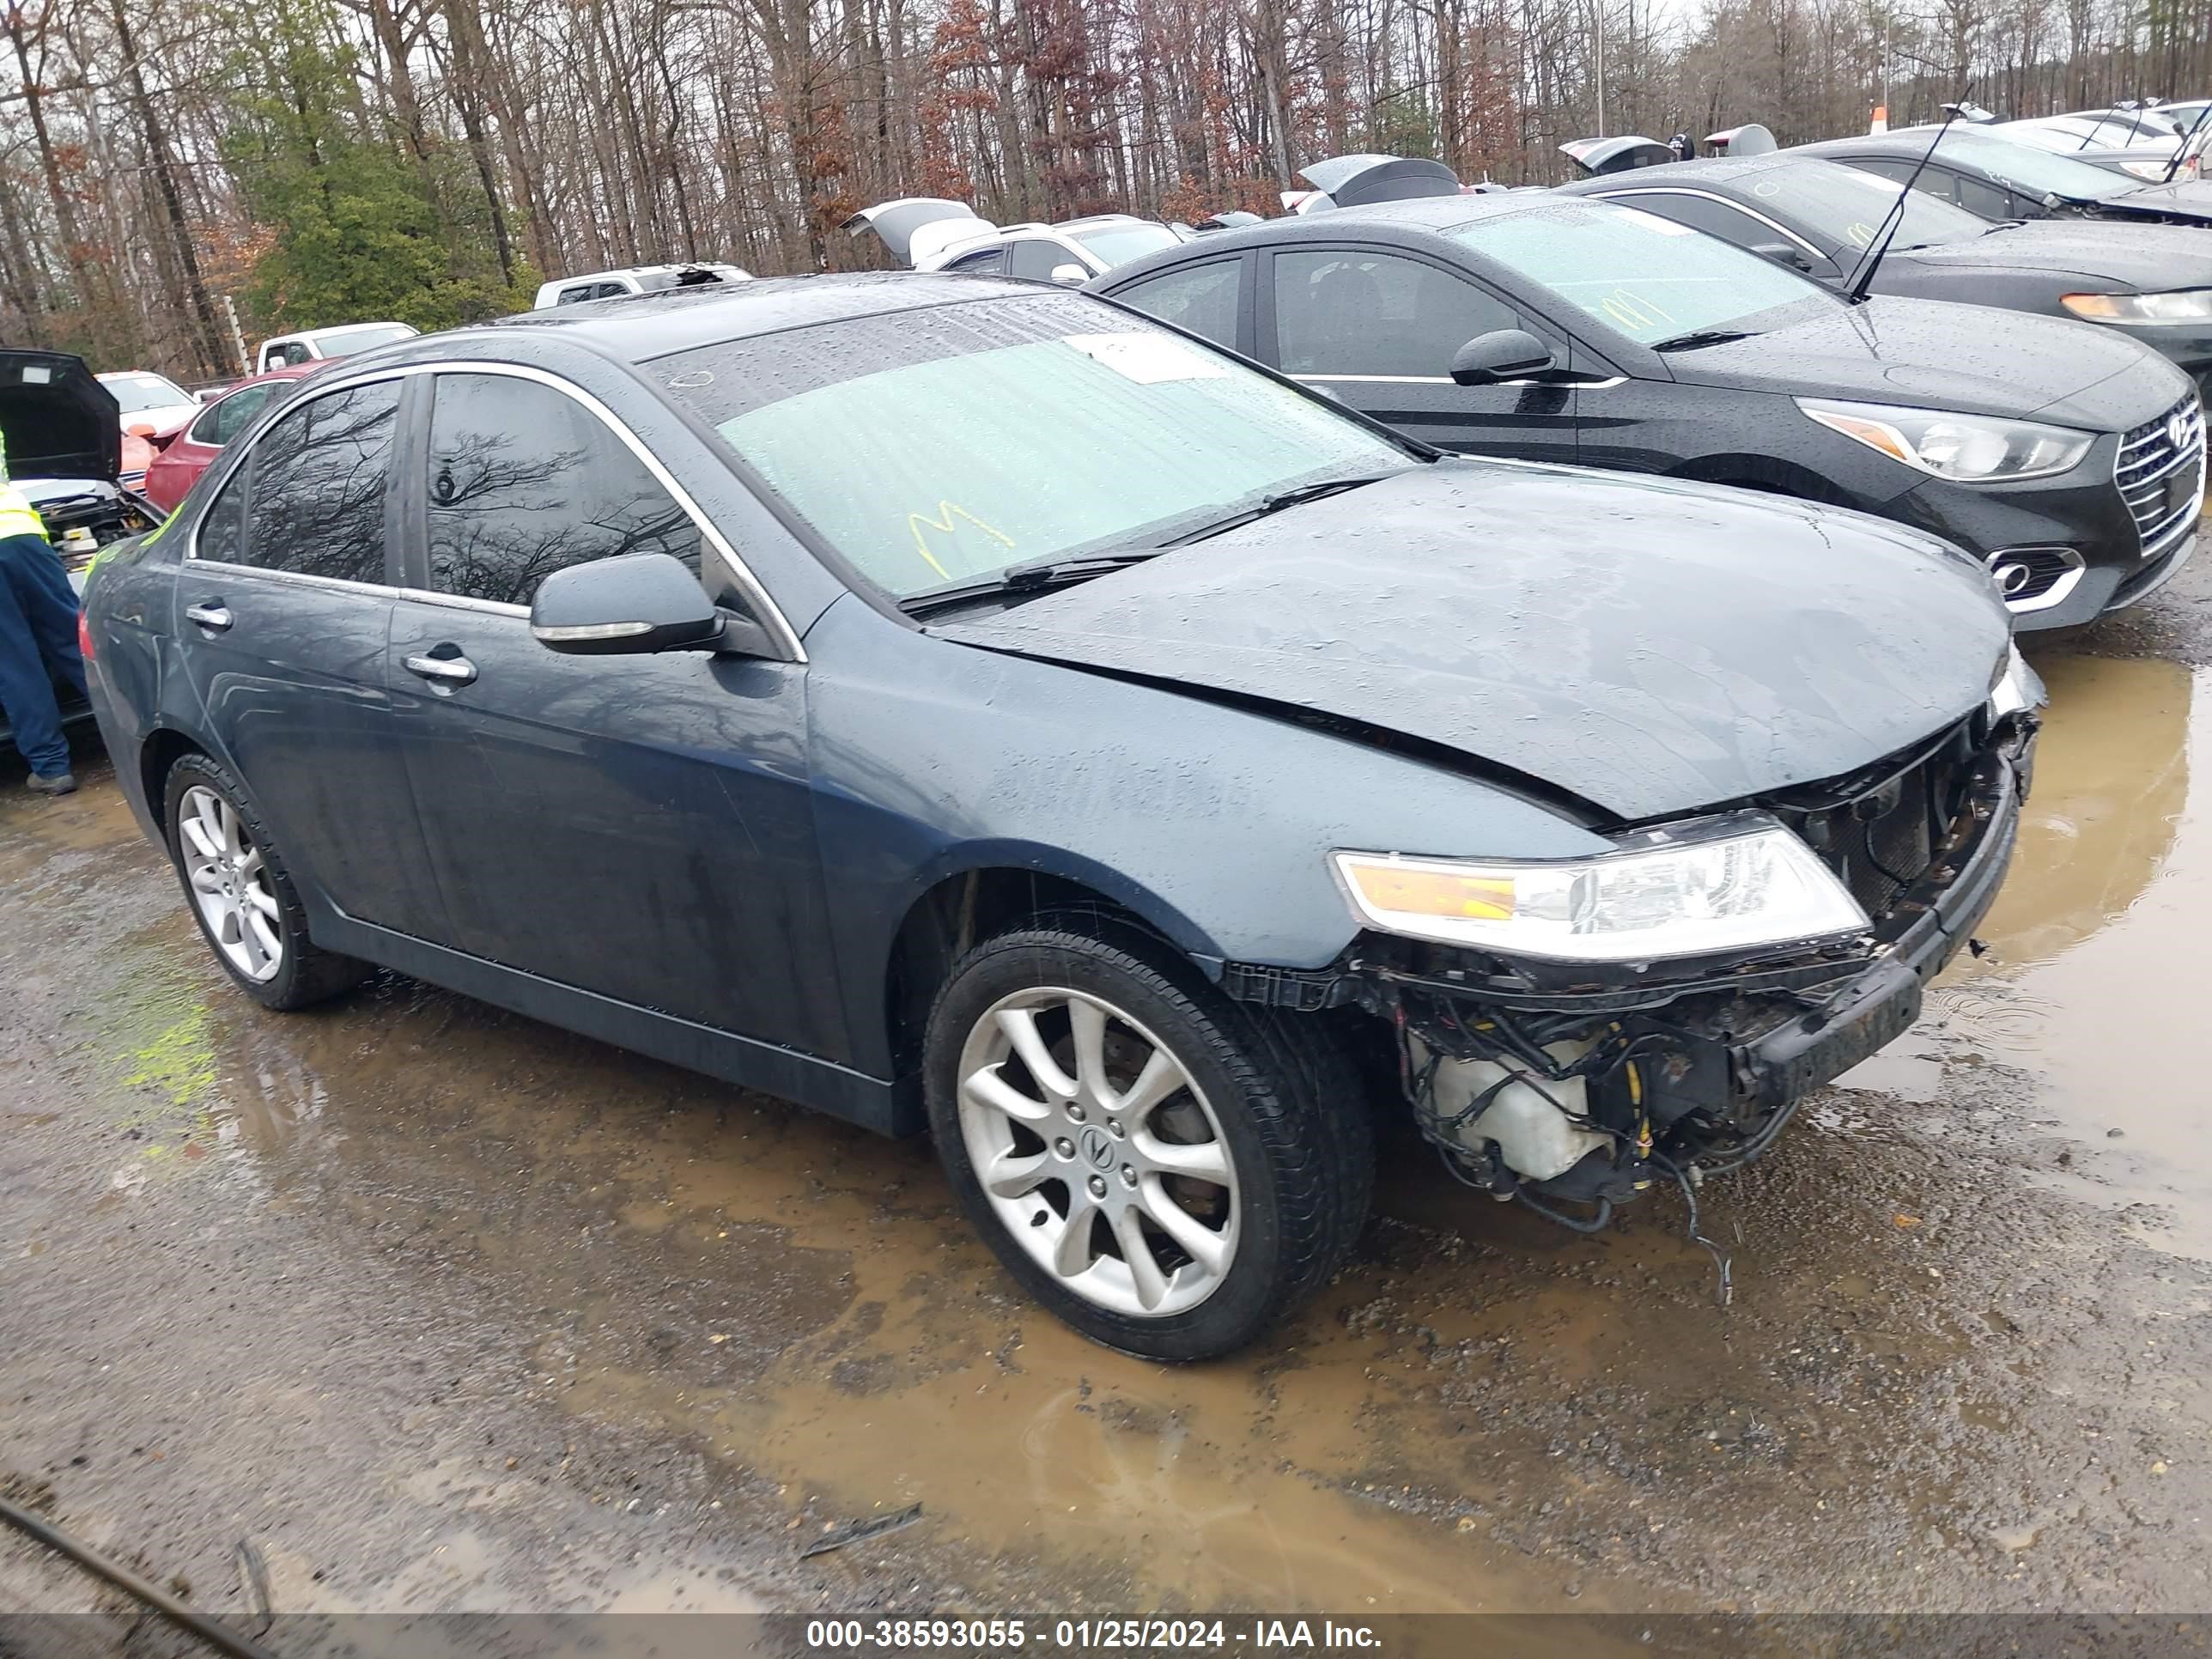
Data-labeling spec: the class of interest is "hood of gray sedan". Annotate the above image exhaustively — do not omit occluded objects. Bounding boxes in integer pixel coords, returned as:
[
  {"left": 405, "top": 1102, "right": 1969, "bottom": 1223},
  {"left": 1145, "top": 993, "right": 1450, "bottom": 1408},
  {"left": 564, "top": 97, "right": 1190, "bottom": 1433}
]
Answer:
[
  {"left": 1895, "top": 217, "right": 2212, "bottom": 287},
  {"left": 933, "top": 462, "right": 2010, "bottom": 823},
  {"left": 2096, "top": 179, "right": 2212, "bottom": 222}
]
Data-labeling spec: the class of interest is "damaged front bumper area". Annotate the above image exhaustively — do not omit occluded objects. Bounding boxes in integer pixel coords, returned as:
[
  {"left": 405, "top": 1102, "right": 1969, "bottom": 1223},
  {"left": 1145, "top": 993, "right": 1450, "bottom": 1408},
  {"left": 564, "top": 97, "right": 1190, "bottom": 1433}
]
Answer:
[{"left": 1223, "top": 710, "right": 2036, "bottom": 1217}]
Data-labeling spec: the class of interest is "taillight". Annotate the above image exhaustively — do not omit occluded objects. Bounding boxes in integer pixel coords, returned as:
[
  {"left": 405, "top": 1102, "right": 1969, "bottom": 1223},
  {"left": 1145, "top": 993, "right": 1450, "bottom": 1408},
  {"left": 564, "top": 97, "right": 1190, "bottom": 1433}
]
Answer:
[{"left": 76, "top": 608, "right": 94, "bottom": 660}]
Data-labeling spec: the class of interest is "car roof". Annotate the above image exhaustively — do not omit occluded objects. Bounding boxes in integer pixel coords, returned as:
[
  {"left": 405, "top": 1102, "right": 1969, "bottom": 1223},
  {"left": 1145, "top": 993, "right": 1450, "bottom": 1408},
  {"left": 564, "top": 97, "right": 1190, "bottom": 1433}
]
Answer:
[
  {"left": 267, "top": 322, "right": 413, "bottom": 343},
  {"left": 413, "top": 271, "right": 1042, "bottom": 366},
  {"left": 1557, "top": 153, "right": 1810, "bottom": 194},
  {"left": 1103, "top": 191, "right": 1554, "bottom": 259}
]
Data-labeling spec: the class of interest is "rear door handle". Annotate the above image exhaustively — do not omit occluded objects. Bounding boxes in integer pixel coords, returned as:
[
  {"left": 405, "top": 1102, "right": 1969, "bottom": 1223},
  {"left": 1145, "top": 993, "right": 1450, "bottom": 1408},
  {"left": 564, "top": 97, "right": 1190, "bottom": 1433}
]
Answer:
[
  {"left": 404, "top": 653, "right": 477, "bottom": 686},
  {"left": 184, "top": 602, "right": 232, "bottom": 631}
]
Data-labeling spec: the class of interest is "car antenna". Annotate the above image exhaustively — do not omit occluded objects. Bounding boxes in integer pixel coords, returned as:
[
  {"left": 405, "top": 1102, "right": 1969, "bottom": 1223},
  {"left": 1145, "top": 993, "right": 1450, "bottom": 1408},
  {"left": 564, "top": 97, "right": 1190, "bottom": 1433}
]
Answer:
[
  {"left": 1844, "top": 99, "right": 1991, "bottom": 302},
  {"left": 2160, "top": 102, "right": 2211, "bottom": 183}
]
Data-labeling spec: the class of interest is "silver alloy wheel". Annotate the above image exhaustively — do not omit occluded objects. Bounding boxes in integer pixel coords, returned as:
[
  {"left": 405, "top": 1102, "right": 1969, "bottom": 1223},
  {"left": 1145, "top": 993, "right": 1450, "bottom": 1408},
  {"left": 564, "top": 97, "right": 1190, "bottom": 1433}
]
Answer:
[
  {"left": 956, "top": 986, "right": 1240, "bottom": 1317},
  {"left": 179, "top": 785, "right": 283, "bottom": 983}
]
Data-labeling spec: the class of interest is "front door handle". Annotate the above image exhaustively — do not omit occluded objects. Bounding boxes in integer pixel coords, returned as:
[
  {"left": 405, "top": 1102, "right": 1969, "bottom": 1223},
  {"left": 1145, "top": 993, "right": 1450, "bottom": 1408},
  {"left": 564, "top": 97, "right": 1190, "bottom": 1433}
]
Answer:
[
  {"left": 404, "top": 653, "right": 477, "bottom": 686},
  {"left": 184, "top": 602, "right": 233, "bottom": 631}
]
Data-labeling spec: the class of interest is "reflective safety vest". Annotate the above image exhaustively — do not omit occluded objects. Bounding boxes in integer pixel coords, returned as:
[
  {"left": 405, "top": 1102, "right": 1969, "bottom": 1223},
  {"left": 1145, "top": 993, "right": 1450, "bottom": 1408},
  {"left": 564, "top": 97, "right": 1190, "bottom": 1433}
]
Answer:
[
  {"left": 0, "top": 430, "right": 46, "bottom": 541},
  {"left": 0, "top": 487, "right": 47, "bottom": 543}
]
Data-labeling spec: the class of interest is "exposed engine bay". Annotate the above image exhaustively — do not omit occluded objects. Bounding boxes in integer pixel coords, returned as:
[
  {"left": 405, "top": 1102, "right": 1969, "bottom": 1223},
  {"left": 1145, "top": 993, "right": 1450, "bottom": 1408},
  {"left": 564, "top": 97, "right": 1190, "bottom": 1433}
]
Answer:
[
  {"left": 21, "top": 477, "right": 163, "bottom": 579},
  {"left": 1224, "top": 702, "right": 2037, "bottom": 1267}
]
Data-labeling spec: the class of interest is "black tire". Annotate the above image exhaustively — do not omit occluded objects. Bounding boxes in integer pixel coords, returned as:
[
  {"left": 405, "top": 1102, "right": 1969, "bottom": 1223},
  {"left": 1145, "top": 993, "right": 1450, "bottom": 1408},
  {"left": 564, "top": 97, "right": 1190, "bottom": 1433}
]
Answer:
[
  {"left": 161, "top": 750, "right": 370, "bottom": 1011},
  {"left": 924, "top": 916, "right": 1373, "bottom": 1361}
]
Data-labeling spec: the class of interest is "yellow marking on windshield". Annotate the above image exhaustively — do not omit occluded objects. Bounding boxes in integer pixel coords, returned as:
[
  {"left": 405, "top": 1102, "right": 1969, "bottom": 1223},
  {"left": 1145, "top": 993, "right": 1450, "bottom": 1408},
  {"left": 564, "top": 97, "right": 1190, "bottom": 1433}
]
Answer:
[
  {"left": 1845, "top": 221, "right": 1876, "bottom": 247},
  {"left": 908, "top": 501, "right": 1013, "bottom": 580},
  {"left": 1599, "top": 289, "right": 1676, "bottom": 332}
]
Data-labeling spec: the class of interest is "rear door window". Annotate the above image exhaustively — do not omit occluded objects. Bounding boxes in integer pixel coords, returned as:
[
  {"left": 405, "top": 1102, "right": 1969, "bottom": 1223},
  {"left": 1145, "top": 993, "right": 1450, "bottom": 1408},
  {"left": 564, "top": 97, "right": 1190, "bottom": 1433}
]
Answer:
[
  {"left": 1272, "top": 250, "right": 1518, "bottom": 376},
  {"left": 191, "top": 384, "right": 276, "bottom": 447},
  {"left": 233, "top": 379, "right": 402, "bottom": 584},
  {"left": 420, "top": 372, "right": 702, "bottom": 607},
  {"left": 1110, "top": 259, "right": 1242, "bottom": 351}
]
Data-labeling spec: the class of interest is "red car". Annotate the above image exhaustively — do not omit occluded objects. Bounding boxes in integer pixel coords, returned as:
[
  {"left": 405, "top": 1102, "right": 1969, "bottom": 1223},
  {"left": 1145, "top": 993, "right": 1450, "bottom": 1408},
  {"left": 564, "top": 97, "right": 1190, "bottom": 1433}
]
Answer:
[{"left": 139, "top": 362, "right": 325, "bottom": 514}]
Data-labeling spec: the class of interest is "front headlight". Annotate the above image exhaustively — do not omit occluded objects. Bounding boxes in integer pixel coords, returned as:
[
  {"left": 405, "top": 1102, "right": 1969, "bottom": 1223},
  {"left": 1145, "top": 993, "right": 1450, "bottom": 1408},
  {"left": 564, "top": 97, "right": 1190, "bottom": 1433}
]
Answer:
[
  {"left": 2061, "top": 289, "right": 2212, "bottom": 325},
  {"left": 1333, "top": 811, "right": 1869, "bottom": 964},
  {"left": 1796, "top": 398, "right": 2094, "bottom": 482}
]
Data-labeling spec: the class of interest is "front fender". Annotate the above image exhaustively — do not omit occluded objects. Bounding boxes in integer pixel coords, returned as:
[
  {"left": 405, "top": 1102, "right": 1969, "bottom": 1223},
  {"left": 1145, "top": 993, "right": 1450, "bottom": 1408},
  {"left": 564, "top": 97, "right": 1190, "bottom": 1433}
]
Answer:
[{"left": 804, "top": 596, "right": 1607, "bottom": 1078}]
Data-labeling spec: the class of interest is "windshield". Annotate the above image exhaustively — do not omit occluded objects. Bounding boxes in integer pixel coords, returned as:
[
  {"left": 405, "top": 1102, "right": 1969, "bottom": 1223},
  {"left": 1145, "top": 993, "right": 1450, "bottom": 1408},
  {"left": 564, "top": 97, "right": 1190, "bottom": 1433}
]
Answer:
[
  {"left": 1452, "top": 199, "right": 1832, "bottom": 344},
  {"left": 1924, "top": 129, "right": 2137, "bottom": 200},
  {"left": 1741, "top": 158, "right": 1989, "bottom": 251},
  {"left": 1068, "top": 222, "right": 1184, "bottom": 270},
  {"left": 312, "top": 323, "right": 416, "bottom": 355},
  {"left": 101, "top": 374, "right": 191, "bottom": 413},
  {"left": 656, "top": 294, "right": 1411, "bottom": 600}
]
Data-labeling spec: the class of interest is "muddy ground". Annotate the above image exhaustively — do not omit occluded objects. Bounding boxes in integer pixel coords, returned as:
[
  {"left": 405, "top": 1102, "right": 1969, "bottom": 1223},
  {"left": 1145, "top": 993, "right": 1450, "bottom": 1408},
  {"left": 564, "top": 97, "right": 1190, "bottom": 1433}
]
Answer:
[{"left": 5, "top": 554, "right": 2212, "bottom": 1644}]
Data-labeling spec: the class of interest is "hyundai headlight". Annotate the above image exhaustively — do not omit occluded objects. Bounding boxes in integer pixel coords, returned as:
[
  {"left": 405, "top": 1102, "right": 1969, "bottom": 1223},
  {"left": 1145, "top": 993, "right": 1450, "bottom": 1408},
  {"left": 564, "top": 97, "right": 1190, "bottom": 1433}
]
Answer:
[
  {"left": 2061, "top": 289, "right": 2212, "bottom": 325},
  {"left": 1333, "top": 811, "right": 1869, "bottom": 964},
  {"left": 1798, "top": 398, "right": 2094, "bottom": 481}
]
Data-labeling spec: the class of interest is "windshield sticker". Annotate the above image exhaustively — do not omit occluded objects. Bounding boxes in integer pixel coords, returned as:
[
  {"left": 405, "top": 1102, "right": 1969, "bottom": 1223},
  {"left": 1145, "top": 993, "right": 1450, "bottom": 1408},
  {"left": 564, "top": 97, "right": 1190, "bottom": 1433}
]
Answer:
[
  {"left": 908, "top": 501, "right": 1013, "bottom": 580},
  {"left": 1062, "top": 331, "right": 1229, "bottom": 385}
]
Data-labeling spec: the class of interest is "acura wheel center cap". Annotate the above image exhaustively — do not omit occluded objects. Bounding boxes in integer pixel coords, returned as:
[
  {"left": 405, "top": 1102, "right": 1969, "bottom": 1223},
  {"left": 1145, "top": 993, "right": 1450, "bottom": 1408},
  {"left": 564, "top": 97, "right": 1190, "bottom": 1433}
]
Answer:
[{"left": 1079, "top": 1125, "right": 1114, "bottom": 1170}]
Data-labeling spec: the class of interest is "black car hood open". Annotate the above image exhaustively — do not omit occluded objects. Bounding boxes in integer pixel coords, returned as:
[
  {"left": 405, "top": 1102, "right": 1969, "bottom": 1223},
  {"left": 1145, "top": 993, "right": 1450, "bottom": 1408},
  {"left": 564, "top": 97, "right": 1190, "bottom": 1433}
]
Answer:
[
  {"left": 933, "top": 462, "right": 2008, "bottom": 823},
  {"left": 0, "top": 349, "right": 120, "bottom": 483},
  {"left": 1662, "top": 295, "right": 2170, "bottom": 428},
  {"left": 1893, "top": 218, "right": 2212, "bottom": 289}
]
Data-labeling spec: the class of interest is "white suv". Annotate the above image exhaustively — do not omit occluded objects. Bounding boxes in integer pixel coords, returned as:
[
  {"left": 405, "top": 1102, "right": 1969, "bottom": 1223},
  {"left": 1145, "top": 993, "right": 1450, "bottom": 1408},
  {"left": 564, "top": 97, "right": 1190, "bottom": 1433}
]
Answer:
[
  {"left": 844, "top": 199, "right": 1185, "bottom": 280},
  {"left": 532, "top": 264, "right": 752, "bottom": 308},
  {"left": 255, "top": 321, "right": 419, "bottom": 374}
]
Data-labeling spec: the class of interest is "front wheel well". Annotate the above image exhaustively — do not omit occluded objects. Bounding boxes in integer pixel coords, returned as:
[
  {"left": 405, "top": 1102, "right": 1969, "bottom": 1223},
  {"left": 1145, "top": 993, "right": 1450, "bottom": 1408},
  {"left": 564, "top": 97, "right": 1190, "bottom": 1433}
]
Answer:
[{"left": 885, "top": 869, "right": 1176, "bottom": 1079}]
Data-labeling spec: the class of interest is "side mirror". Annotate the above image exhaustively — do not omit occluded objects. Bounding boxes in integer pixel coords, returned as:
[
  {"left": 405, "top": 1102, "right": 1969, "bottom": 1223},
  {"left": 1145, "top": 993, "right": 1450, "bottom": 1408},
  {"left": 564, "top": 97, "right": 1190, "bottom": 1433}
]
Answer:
[
  {"left": 2042, "top": 191, "right": 2064, "bottom": 211},
  {"left": 530, "top": 551, "right": 765, "bottom": 657},
  {"left": 1449, "top": 328, "right": 1556, "bottom": 386},
  {"left": 1750, "top": 240, "right": 1814, "bottom": 271},
  {"left": 1048, "top": 262, "right": 1089, "bottom": 285},
  {"left": 126, "top": 422, "right": 156, "bottom": 440}
]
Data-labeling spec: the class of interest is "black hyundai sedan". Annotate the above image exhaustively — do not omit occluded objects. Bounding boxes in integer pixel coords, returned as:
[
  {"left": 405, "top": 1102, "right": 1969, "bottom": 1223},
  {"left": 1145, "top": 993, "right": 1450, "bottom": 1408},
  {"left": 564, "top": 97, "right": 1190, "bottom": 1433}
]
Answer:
[
  {"left": 1556, "top": 153, "right": 2212, "bottom": 400},
  {"left": 1795, "top": 127, "right": 2212, "bottom": 232},
  {"left": 86, "top": 275, "right": 2033, "bottom": 1358},
  {"left": 1096, "top": 193, "right": 2202, "bottom": 628}
]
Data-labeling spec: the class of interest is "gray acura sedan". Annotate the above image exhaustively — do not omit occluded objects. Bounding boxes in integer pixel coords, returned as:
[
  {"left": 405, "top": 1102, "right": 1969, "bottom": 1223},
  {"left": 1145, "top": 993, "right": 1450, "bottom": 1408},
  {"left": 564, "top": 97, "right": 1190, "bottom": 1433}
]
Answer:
[{"left": 83, "top": 275, "right": 2034, "bottom": 1358}]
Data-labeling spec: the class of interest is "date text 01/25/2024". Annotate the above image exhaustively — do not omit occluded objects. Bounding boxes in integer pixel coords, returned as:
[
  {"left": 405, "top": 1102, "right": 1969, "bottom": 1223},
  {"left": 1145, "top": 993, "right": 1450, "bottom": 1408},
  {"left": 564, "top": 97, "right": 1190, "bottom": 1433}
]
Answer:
[{"left": 802, "top": 1619, "right": 1384, "bottom": 1652}]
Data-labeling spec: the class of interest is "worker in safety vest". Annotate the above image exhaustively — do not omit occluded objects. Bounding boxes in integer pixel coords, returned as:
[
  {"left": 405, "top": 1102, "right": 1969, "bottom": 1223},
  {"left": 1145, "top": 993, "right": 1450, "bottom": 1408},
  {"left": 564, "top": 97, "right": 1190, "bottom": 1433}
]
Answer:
[{"left": 0, "top": 430, "right": 86, "bottom": 795}]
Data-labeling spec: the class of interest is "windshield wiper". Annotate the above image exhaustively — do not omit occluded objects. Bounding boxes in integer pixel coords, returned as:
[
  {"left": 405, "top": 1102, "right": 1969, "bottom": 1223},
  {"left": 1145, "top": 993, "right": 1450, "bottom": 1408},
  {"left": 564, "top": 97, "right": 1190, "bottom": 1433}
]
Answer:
[
  {"left": 1651, "top": 327, "right": 1755, "bottom": 352},
  {"left": 898, "top": 550, "right": 1163, "bottom": 617},
  {"left": 1161, "top": 471, "right": 1400, "bottom": 547}
]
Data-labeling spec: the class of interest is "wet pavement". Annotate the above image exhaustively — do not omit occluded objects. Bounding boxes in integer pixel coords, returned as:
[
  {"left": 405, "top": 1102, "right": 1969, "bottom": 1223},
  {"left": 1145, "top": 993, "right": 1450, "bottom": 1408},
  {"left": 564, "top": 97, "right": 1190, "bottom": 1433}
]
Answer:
[{"left": 7, "top": 557, "right": 2212, "bottom": 1633}]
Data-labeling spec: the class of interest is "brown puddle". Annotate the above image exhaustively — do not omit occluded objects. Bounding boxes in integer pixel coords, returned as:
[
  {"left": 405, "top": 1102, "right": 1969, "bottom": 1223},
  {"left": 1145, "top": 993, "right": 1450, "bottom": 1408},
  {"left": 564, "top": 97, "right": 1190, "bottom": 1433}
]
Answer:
[{"left": 1920, "top": 652, "right": 2212, "bottom": 1256}]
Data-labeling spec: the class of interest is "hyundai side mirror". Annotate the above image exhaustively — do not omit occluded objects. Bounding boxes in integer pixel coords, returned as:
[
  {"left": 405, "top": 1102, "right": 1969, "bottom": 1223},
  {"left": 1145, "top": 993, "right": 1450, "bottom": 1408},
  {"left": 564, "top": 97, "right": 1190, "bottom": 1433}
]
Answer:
[
  {"left": 529, "top": 551, "right": 772, "bottom": 658},
  {"left": 1449, "top": 329, "right": 1556, "bottom": 385},
  {"left": 1049, "top": 263, "right": 1089, "bottom": 286},
  {"left": 1750, "top": 240, "right": 1814, "bottom": 272}
]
